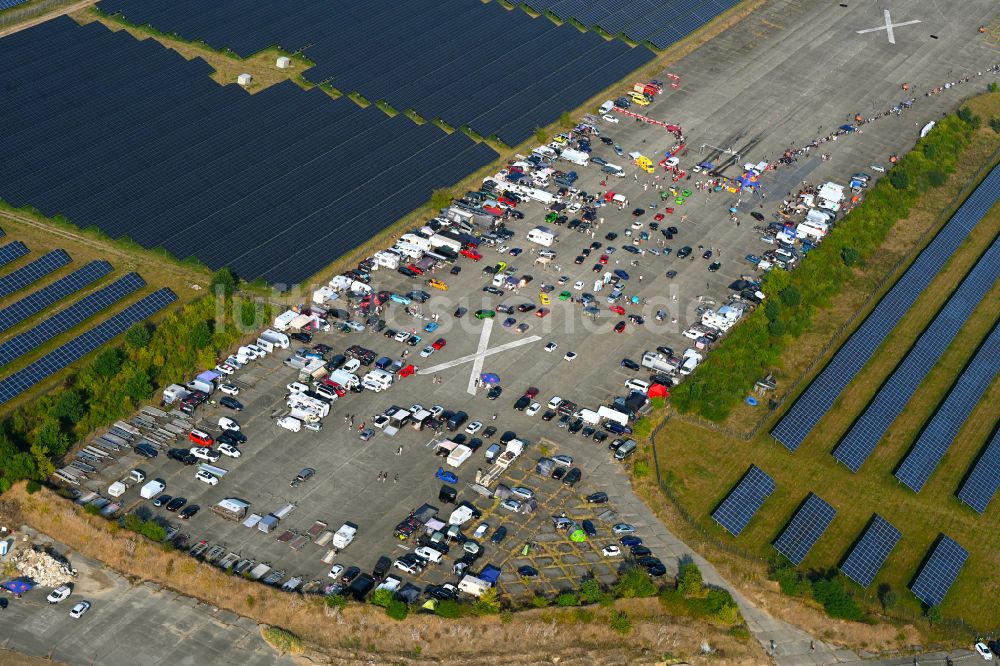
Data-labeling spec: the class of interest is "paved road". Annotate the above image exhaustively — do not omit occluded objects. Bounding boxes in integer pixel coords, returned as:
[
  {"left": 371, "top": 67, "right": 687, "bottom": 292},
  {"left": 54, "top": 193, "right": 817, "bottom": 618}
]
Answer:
[{"left": 0, "top": 529, "right": 296, "bottom": 666}]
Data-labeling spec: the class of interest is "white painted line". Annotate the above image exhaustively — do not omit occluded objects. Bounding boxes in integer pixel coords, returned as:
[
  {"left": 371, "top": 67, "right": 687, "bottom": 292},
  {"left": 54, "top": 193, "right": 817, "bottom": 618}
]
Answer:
[
  {"left": 856, "top": 10, "right": 920, "bottom": 44},
  {"left": 418, "top": 334, "right": 542, "bottom": 375},
  {"left": 467, "top": 318, "right": 493, "bottom": 395}
]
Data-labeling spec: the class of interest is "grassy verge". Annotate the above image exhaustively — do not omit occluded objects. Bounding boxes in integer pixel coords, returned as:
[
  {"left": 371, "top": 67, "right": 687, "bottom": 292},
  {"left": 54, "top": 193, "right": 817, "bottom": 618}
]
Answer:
[{"left": 1, "top": 483, "right": 762, "bottom": 663}]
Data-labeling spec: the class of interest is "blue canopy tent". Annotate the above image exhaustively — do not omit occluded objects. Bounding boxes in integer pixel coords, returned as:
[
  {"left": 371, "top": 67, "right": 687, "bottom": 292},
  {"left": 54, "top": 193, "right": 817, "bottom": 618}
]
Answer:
[
  {"left": 2, "top": 579, "right": 34, "bottom": 596},
  {"left": 479, "top": 373, "right": 501, "bottom": 385}
]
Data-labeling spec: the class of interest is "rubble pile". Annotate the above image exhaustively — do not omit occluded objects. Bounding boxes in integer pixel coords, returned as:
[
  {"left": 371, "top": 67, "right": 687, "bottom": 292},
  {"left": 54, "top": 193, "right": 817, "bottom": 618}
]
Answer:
[{"left": 10, "top": 547, "right": 75, "bottom": 587}]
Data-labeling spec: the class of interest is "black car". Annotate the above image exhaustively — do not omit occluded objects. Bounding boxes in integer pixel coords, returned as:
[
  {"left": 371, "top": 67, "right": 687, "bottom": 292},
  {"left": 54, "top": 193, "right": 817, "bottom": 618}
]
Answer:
[
  {"left": 167, "top": 448, "right": 195, "bottom": 464},
  {"left": 496, "top": 304, "right": 514, "bottom": 314},
  {"left": 373, "top": 556, "right": 392, "bottom": 581},
  {"left": 655, "top": 345, "right": 674, "bottom": 357},
  {"left": 133, "top": 443, "right": 158, "bottom": 459},
  {"left": 487, "top": 385, "right": 503, "bottom": 400},
  {"left": 482, "top": 425, "right": 497, "bottom": 438},
  {"left": 290, "top": 331, "right": 312, "bottom": 344},
  {"left": 219, "top": 430, "right": 246, "bottom": 445},
  {"left": 551, "top": 466, "right": 566, "bottom": 480},
  {"left": 605, "top": 232, "right": 618, "bottom": 241},
  {"left": 563, "top": 467, "right": 582, "bottom": 486},
  {"left": 454, "top": 307, "right": 467, "bottom": 318},
  {"left": 467, "top": 438, "right": 483, "bottom": 452},
  {"left": 666, "top": 270, "right": 677, "bottom": 279},
  {"left": 708, "top": 261, "right": 721, "bottom": 272},
  {"left": 631, "top": 208, "right": 645, "bottom": 217},
  {"left": 581, "top": 426, "right": 595, "bottom": 438},
  {"left": 451, "top": 434, "right": 467, "bottom": 445},
  {"left": 220, "top": 396, "right": 243, "bottom": 411},
  {"left": 622, "top": 245, "right": 640, "bottom": 255},
  {"left": 676, "top": 246, "right": 692, "bottom": 259},
  {"left": 328, "top": 354, "right": 347, "bottom": 369},
  {"left": 398, "top": 266, "right": 418, "bottom": 277},
  {"left": 450, "top": 265, "right": 461, "bottom": 275},
  {"left": 609, "top": 438, "right": 625, "bottom": 452},
  {"left": 483, "top": 286, "right": 504, "bottom": 295},
  {"left": 179, "top": 504, "right": 199, "bottom": 519},
  {"left": 582, "top": 520, "right": 597, "bottom": 537},
  {"left": 152, "top": 494, "right": 172, "bottom": 507},
  {"left": 592, "top": 431, "right": 609, "bottom": 444},
  {"left": 541, "top": 409, "right": 557, "bottom": 421},
  {"left": 513, "top": 395, "right": 531, "bottom": 411},
  {"left": 631, "top": 545, "right": 652, "bottom": 558},
  {"left": 517, "top": 565, "right": 539, "bottom": 578},
  {"left": 621, "top": 358, "right": 640, "bottom": 370},
  {"left": 586, "top": 492, "right": 609, "bottom": 504},
  {"left": 574, "top": 255, "right": 585, "bottom": 265},
  {"left": 600, "top": 136, "right": 614, "bottom": 145},
  {"left": 702, "top": 249, "right": 713, "bottom": 260},
  {"left": 500, "top": 431, "right": 518, "bottom": 444},
  {"left": 516, "top": 303, "right": 535, "bottom": 313},
  {"left": 568, "top": 419, "right": 584, "bottom": 434},
  {"left": 490, "top": 526, "right": 508, "bottom": 544},
  {"left": 341, "top": 566, "right": 361, "bottom": 584},
  {"left": 409, "top": 290, "right": 431, "bottom": 303},
  {"left": 426, "top": 584, "right": 458, "bottom": 601}
]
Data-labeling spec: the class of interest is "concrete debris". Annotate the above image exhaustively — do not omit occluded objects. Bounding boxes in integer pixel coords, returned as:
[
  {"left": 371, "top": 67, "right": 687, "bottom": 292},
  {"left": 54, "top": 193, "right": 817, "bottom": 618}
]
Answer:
[{"left": 10, "top": 546, "right": 76, "bottom": 587}]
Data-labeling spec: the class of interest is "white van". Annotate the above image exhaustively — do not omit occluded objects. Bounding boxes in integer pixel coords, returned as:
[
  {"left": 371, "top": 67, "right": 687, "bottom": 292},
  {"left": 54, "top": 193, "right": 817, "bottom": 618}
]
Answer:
[
  {"left": 625, "top": 379, "right": 650, "bottom": 393},
  {"left": 414, "top": 546, "right": 443, "bottom": 564},
  {"left": 458, "top": 575, "right": 490, "bottom": 597},
  {"left": 277, "top": 416, "right": 302, "bottom": 432},
  {"left": 599, "top": 100, "right": 614, "bottom": 115}
]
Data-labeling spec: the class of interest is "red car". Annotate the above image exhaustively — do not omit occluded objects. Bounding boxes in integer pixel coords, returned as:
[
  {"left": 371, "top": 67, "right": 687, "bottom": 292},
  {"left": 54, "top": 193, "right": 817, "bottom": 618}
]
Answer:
[
  {"left": 535, "top": 308, "right": 550, "bottom": 318},
  {"left": 497, "top": 196, "right": 517, "bottom": 208},
  {"left": 665, "top": 207, "right": 675, "bottom": 214},
  {"left": 319, "top": 380, "right": 347, "bottom": 397},
  {"left": 432, "top": 338, "right": 447, "bottom": 350},
  {"left": 524, "top": 387, "right": 539, "bottom": 399},
  {"left": 188, "top": 429, "right": 213, "bottom": 447},
  {"left": 653, "top": 213, "right": 664, "bottom": 221},
  {"left": 614, "top": 321, "right": 626, "bottom": 333},
  {"left": 599, "top": 254, "right": 609, "bottom": 264},
  {"left": 610, "top": 305, "right": 626, "bottom": 315},
  {"left": 406, "top": 264, "right": 423, "bottom": 275},
  {"left": 460, "top": 249, "right": 483, "bottom": 261}
]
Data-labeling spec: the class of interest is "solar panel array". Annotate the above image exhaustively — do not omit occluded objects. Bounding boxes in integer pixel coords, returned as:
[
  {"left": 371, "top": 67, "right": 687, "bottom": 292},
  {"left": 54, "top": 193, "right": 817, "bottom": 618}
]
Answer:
[
  {"left": 910, "top": 536, "right": 968, "bottom": 607},
  {"left": 0, "top": 249, "right": 71, "bottom": 300},
  {"left": 0, "top": 272, "right": 145, "bottom": 367},
  {"left": 526, "top": 0, "right": 740, "bottom": 48},
  {"left": 895, "top": 323, "right": 1000, "bottom": 493},
  {"left": 0, "top": 17, "right": 498, "bottom": 285},
  {"left": 0, "top": 241, "right": 29, "bottom": 268},
  {"left": 772, "top": 165, "right": 1000, "bottom": 452},
  {"left": 711, "top": 464, "right": 775, "bottom": 536},
  {"left": 834, "top": 236, "right": 1000, "bottom": 473},
  {"left": 0, "top": 260, "right": 113, "bottom": 333},
  {"left": 773, "top": 493, "right": 836, "bottom": 565},
  {"left": 0, "top": 288, "right": 176, "bottom": 405},
  {"left": 957, "top": 427, "right": 1000, "bottom": 514},
  {"left": 840, "top": 514, "right": 901, "bottom": 588},
  {"left": 0, "top": 0, "right": 31, "bottom": 10},
  {"left": 96, "top": 0, "right": 657, "bottom": 145}
]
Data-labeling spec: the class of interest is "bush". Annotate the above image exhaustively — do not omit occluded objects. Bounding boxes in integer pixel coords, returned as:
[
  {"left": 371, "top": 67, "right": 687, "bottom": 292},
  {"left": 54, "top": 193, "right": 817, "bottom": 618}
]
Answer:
[
  {"left": 386, "top": 599, "right": 408, "bottom": 620},
  {"left": 614, "top": 566, "right": 658, "bottom": 598},
  {"left": 609, "top": 610, "right": 632, "bottom": 635},
  {"left": 579, "top": 578, "right": 609, "bottom": 605},
  {"left": 434, "top": 599, "right": 463, "bottom": 618},
  {"left": 989, "top": 81, "right": 999, "bottom": 93},
  {"left": 706, "top": 588, "right": 740, "bottom": 625},
  {"left": 925, "top": 605, "right": 943, "bottom": 624},
  {"left": 124, "top": 323, "right": 152, "bottom": 349},
  {"left": 535, "top": 127, "right": 547, "bottom": 143},
  {"left": 632, "top": 459, "right": 650, "bottom": 478},
  {"left": 677, "top": 563, "right": 704, "bottom": 596},
  {"left": 25, "top": 480, "right": 41, "bottom": 494},
  {"left": 889, "top": 169, "right": 909, "bottom": 190},
  {"left": 261, "top": 627, "right": 303, "bottom": 655},
  {"left": 769, "top": 561, "right": 810, "bottom": 597},
  {"left": 499, "top": 609, "right": 513, "bottom": 624},
  {"left": 878, "top": 585, "right": 899, "bottom": 610},
  {"left": 779, "top": 285, "right": 801, "bottom": 307},
  {"left": 841, "top": 247, "right": 861, "bottom": 267},
  {"left": 430, "top": 188, "right": 453, "bottom": 210},
  {"left": 472, "top": 587, "right": 501, "bottom": 615},
  {"left": 927, "top": 169, "right": 948, "bottom": 187},
  {"left": 811, "top": 577, "right": 864, "bottom": 621},
  {"left": 555, "top": 592, "right": 579, "bottom": 607},
  {"left": 991, "top": 117, "right": 1000, "bottom": 134},
  {"left": 370, "top": 588, "right": 393, "bottom": 608},
  {"left": 530, "top": 594, "right": 550, "bottom": 608},
  {"left": 957, "top": 106, "right": 981, "bottom": 129},
  {"left": 324, "top": 594, "right": 348, "bottom": 609},
  {"left": 559, "top": 111, "right": 573, "bottom": 129}
]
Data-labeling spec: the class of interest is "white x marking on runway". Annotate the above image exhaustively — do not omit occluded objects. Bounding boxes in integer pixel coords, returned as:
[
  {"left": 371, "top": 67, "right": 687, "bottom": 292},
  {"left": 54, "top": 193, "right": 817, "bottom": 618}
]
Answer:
[
  {"left": 417, "top": 318, "right": 541, "bottom": 395},
  {"left": 856, "top": 10, "right": 920, "bottom": 45}
]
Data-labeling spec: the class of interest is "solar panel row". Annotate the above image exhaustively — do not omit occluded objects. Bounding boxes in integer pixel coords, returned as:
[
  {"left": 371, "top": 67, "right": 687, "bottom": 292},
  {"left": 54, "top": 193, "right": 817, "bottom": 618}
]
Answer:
[
  {"left": 0, "top": 241, "right": 29, "bottom": 268},
  {"left": 0, "top": 272, "right": 145, "bottom": 367},
  {"left": 773, "top": 493, "right": 836, "bottom": 565},
  {"left": 772, "top": 165, "right": 1000, "bottom": 452},
  {"left": 833, "top": 235, "right": 1000, "bottom": 473},
  {"left": 0, "top": 18, "right": 498, "bottom": 285},
  {"left": 711, "top": 464, "right": 775, "bottom": 536},
  {"left": 0, "top": 287, "right": 176, "bottom": 405},
  {"left": 0, "top": 0, "right": 30, "bottom": 10},
  {"left": 957, "top": 427, "right": 1000, "bottom": 514},
  {"left": 0, "top": 260, "right": 113, "bottom": 333},
  {"left": 840, "top": 514, "right": 901, "bottom": 588},
  {"left": 0, "top": 249, "right": 71, "bottom": 300},
  {"left": 909, "top": 536, "right": 968, "bottom": 607},
  {"left": 895, "top": 322, "right": 1000, "bottom": 493}
]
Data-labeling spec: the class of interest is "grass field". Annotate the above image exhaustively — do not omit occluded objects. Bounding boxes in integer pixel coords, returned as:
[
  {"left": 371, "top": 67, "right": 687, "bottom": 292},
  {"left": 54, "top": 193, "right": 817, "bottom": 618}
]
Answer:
[{"left": 652, "top": 96, "right": 1000, "bottom": 634}]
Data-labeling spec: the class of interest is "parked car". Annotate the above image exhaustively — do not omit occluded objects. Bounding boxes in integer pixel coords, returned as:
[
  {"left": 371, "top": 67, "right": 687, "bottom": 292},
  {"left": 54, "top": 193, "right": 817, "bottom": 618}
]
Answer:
[{"left": 69, "top": 601, "right": 91, "bottom": 618}]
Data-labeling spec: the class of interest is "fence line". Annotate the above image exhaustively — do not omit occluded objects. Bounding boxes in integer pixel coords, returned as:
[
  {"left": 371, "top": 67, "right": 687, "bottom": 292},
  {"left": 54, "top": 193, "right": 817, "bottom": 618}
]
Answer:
[{"left": 0, "top": 0, "right": 84, "bottom": 29}]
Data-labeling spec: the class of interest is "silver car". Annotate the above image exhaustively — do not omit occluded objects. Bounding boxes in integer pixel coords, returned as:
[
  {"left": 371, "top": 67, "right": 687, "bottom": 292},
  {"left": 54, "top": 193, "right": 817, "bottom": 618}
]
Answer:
[{"left": 510, "top": 486, "right": 534, "bottom": 500}]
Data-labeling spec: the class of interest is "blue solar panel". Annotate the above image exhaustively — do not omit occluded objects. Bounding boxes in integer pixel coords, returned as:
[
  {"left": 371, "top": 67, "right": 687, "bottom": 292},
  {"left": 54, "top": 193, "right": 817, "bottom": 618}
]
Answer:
[
  {"left": 773, "top": 493, "right": 836, "bottom": 565},
  {"left": 0, "top": 287, "right": 176, "bottom": 405},
  {"left": 0, "top": 0, "right": 31, "bottom": 10},
  {"left": 840, "top": 515, "right": 901, "bottom": 588},
  {"left": 711, "top": 465, "right": 775, "bottom": 537},
  {"left": 910, "top": 536, "right": 968, "bottom": 607},
  {"left": 834, "top": 235, "right": 1000, "bottom": 473},
  {"left": 957, "top": 427, "right": 1000, "bottom": 514},
  {"left": 0, "top": 249, "right": 71, "bottom": 300},
  {"left": 0, "top": 260, "right": 113, "bottom": 333},
  {"left": 0, "top": 242, "right": 29, "bottom": 268},
  {"left": 895, "top": 323, "right": 1000, "bottom": 492},
  {"left": 773, "top": 165, "right": 1000, "bottom": 452},
  {"left": 0, "top": 272, "right": 145, "bottom": 367}
]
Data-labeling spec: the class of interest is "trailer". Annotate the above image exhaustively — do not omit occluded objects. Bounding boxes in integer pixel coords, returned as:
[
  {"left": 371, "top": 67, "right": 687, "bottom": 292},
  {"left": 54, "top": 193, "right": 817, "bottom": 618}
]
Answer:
[
  {"left": 263, "top": 569, "right": 285, "bottom": 586},
  {"left": 314, "top": 530, "right": 334, "bottom": 547},
  {"left": 189, "top": 540, "right": 209, "bottom": 558},
  {"left": 218, "top": 552, "right": 240, "bottom": 570},
  {"left": 205, "top": 544, "right": 226, "bottom": 563},
  {"left": 248, "top": 563, "right": 272, "bottom": 580},
  {"left": 306, "top": 521, "right": 327, "bottom": 539},
  {"left": 233, "top": 558, "right": 255, "bottom": 575}
]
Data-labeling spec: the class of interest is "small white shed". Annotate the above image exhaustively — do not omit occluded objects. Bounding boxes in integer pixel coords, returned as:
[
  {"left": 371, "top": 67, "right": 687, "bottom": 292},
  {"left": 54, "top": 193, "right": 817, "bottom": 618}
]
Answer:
[
  {"left": 276, "top": 56, "right": 291, "bottom": 69},
  {"left": 237, "top": 73, "right": 252, "bottom": 86}
]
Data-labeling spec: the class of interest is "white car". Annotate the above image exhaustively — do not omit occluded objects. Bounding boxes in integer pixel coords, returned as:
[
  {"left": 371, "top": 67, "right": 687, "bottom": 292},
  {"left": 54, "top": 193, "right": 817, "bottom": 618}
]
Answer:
[
  {"left": 601, "top": 545, "right": 622, "bottom": 557},
  {"left": 394, "top": 331, "right": 411, "bottom": 342},
  {"left": 218, "top": 442, "right": 241, "bottom": 458},
  {"left": 630, "top": 220, "right": 643, "bottom": 229},
  {"left": 552, "top": 454, "right": 573, "bottom": 467},
  {"left": 525, "top": 402, "right": 541, "bottom": 416},
  {"left": 196, "top": 470, "right": 219, "bottom": 486},
  {"left": 539, "top": 249, "right": 557, "bottom": 259},
  {"left": 500, "top": 499, "right": 522, "bottom": 512},
  {"left": 46, "top": 585, "right": 71, "bottom": 604},
  {"left": 465, "top": 421, "right": 483, "bottom": 435},
  {"left": 246, "top": 344, "right": 266, "bottom": 357},
  {"left": 602, "top": 114, "right": 619, "bottom": 124},
  {"left": 303, "top": 421, "right": 322, "bottom": 432},
  {"left": 473, "top": 523, "right": 489, "bottom": 538},
  {"left": 189, "top": 447, "right": 220, "bottom": 463},
  {"left": 975, "top": 643, "right": 994, "bottom": 661},
  {"left": 345, "top": 321, "right": 365, "bottom": 331},
  {"left": 218, "top": 416, "right": 240, "bottom": 431},
  {"left": 327, "top": 564, "right": 344, "bottom": 580},
  {"left": 219, "top": 384, "right": 240, "bottom": 396},
  {"left": 214, "top": 364, "right": 235, "bottom": 375},
  {"left": 573, "top": 280, "right": 584, "bottom": 290},
  {"left": 419, "top": 345, "right": 435, "bottom": 358},
  {"left": 372, "top": 415, "right": 390, "bottom": 429},
  {"left": 511, "top": 486, "right": 534, "bottom": 500},
  {"left": 429, "top": 405, "right": 444, "bottom": 417},
  {"left": 69, "top": 601, "right": 91, "bottom": 618},
  {"left": 547, "top": 396, "right": 563, "bottom": 410},
  {"left": 277, "top": 416, "right": 301, "bottom": 432},
  {"left": 625, "top": 379, "right": 650, "bottom": 393},
  {"left": 286, "top": 381, "right": 309, "bottom": 394},
  {"left": 563, "top": 351, "right": 577, "bottom": 362},
  {"left": 544, "top": 341, "right": 558, "bottom": 352}
]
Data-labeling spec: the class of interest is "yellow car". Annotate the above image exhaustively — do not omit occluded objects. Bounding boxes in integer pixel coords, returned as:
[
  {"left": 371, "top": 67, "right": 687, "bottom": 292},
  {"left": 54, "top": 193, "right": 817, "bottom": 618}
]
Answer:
[
  {"left": 427, "top": 278, "right": 448, "bottom": 291},
  {"left": 630, "top": 94, "right": 650, "bottom": 107},
  {"left": 539, "top": 292, "right": 550, "bottom": 305}
]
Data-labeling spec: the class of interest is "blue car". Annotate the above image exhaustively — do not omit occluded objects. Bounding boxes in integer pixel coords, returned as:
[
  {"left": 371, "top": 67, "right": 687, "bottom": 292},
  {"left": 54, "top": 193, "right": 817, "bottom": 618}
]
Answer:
[
  {"left": 619, "top": 536, "right": 642, "bottom": 547},
  {"left": 390, "top": 293, "right": 411, "bottom": 305},
  {"left": 435, "top": 467, "right": 458, "bottom": 484},
  {"left": 424, "top": 321, "right": 439, "bottom": 332},
  {"left": 613, "top": 269, "right": 629, "bottom": 280}
]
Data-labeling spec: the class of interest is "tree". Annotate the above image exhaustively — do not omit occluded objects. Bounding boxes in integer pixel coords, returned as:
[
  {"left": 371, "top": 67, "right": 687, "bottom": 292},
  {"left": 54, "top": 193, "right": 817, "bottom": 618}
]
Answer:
[
  {"left": 53, "top": 390, "right": 86, "bottom": 424},
  {"left": 534, "top": 127, "right": 547, "bottom": 143},
  {"left": 677, "top": 563, "right": 704, "bottom": 596},
  {"left": 878, "top": 584, "right": 899, "bottom": 611},
  {"left": 29, "top": 441, "right": 55, "bottom": 480},
  {"left": 779, "top": 285, "right": 801, "bottom": 308},
  {"left": 369, "top": 588, "right": 393, "bottom": 608},
  {"left": 768, "top": 319, "right": 786, "bottom": 337},
  {"left": 841, "top": 247, "right": 861, "bottom": 267},
  {"left": 811, "top": 577, "right": 863, "bottom": 621},
  {"left": 209, "top": 267, "right": 238, "bottom": 297},
  {"left": 92, "top": 348, "right": 123, "bottom": 377},
  {"left": 555, "top": 592, "right": 579, "bottom": 607},
  {"left": 614, "top": 566, "right": 657, "bottom": 598},
  {"left": 889, "top": 169, "right": 909, "bottom": 190},
  {"left": 579, "top": 578, "right": 608, "bottom": 605},
  {"left": 925, "top": 605, "right": 943, "bottom": 624},
  {"left": 37, "top": 418, "right": 71, "bottom": 457},
  {"left": 124, "top": 367, "right": 154, "bottom": 403},
  {"left": 764, "top": 300, "right": 781, "bottom": 322},
  {"left": 472, "top": 587, "right": 501, "bottom": 615},
  {"left": 430, "top": 188, "right": 453, "bottom": 210},
  {"left": 957, "top": 106, "right": 981, "bottom": 129},
  {"left": 386, "top": 599, "right": 408, "bottom": 620},
  {"left": 124, "top": 323, "right": 152, "bottom": 349},
  {"left": 188, "top": 320, "right": 212, "bottom": 349}
]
